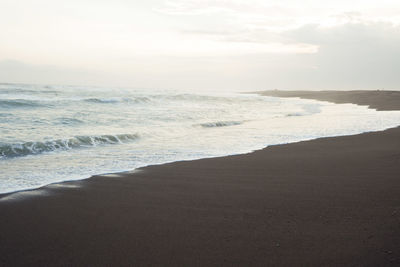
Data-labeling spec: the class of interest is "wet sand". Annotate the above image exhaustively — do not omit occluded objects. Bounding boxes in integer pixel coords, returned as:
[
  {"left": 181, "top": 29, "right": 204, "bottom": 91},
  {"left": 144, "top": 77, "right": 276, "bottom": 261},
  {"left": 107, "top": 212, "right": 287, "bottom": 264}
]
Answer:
[
  {"left": 1, "top": 90, "right": 400, "bottom": 266},
  {"left": 257, "top": 90, "right": 400, "bottom": 111}
]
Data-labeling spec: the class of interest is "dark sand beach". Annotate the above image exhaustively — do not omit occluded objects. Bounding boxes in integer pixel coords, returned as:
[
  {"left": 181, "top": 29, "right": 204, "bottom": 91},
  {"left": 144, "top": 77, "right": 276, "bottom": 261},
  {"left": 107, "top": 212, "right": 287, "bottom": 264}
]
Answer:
[
  {"left": 258, "top": 90, "right": 400, "bottom": 111},
  {"left": 1, "top": 90, "right": 400, "bottom": 266}
]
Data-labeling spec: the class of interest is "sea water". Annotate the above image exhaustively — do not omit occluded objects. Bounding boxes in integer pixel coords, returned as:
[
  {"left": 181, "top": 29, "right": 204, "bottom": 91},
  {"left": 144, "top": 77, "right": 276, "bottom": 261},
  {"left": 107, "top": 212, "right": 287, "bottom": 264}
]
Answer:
[{"left": 1, "top": 83, "right": 400, "bottom": 194}]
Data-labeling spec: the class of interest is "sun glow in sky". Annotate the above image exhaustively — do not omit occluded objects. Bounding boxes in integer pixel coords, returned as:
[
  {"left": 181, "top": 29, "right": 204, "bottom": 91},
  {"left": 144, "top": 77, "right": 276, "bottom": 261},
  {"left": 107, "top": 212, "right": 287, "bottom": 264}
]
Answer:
[{"left": 1, "top": 0, "right": 400, "bottom": 91}]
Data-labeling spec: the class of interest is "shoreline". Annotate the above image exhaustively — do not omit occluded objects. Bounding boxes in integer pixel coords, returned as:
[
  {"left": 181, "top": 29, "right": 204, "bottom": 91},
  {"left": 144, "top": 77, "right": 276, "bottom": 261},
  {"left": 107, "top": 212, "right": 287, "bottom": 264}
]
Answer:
[
  {"left": 0, "top": 124, "right": 398, "bottom": 200},
  {"left": 1, "top": 90, "right": 399, "bottom": 196},
  {"left": 1, "top": 90, "right": 400, "bottom": 266},
  {"left": 255, "top": 90, "right": 400, "bottom": 111}
]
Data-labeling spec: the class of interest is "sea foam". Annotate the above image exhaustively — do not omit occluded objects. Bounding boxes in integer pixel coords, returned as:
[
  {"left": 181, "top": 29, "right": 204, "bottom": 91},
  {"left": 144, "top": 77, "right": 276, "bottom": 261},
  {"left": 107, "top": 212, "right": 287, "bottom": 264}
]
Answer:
[{"left": 1, "top": 83, "right": 400, "bottom": 194}]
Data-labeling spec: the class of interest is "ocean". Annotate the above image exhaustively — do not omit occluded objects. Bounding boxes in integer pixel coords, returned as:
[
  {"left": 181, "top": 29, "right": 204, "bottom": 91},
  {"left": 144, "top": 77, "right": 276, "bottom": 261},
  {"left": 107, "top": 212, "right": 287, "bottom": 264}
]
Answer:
[{"left": 1, "top": 83, "right": 400, "bottom": 194}]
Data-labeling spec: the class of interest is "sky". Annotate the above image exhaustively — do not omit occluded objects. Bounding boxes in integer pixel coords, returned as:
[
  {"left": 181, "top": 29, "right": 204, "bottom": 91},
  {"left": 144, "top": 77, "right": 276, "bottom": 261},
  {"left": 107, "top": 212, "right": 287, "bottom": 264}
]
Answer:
[{"left": 1, "top": 0, "right": 400, "bottom": 91}]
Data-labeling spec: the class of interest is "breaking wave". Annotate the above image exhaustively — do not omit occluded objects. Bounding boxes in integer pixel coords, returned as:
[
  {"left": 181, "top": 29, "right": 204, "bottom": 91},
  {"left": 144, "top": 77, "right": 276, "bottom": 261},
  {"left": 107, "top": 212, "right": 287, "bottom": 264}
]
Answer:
[
  {"left": 286, "top": 113, "right": 305, "bottom": 117},
  {"left": 0, "top": 99, "right": 45, "bottom": 108},
  {"left": 0, "top": 97, "right": 152, "bottom": 109},
  {"left": 0, "top": 134, "right": 139, "bottom": 158},
  {"left": 84, "top": 97, "right": 151, "bottom": 104},
  {"left": 199, "top": 121, "right": 243, "bottom": 128}
]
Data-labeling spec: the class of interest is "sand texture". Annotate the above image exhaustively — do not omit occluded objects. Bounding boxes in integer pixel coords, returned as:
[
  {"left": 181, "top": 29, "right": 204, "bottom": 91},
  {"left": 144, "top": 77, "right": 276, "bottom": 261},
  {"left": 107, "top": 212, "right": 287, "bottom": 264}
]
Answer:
[{"left": 1, "top": 90, "right": 400, "bottom": 266}]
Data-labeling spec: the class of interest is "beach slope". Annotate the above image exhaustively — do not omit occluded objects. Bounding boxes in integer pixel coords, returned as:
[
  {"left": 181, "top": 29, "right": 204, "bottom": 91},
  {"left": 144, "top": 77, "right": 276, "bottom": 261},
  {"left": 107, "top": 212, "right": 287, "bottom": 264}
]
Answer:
[{"left": 1, "top": 90, "right": 400, "bottom": 266}]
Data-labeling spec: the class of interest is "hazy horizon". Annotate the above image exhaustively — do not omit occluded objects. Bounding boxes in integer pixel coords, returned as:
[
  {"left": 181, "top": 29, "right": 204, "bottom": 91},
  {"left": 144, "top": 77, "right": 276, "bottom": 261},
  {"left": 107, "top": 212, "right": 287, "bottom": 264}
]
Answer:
[{"left": 1, "top": 0, "right": 400, "bottom": 91}]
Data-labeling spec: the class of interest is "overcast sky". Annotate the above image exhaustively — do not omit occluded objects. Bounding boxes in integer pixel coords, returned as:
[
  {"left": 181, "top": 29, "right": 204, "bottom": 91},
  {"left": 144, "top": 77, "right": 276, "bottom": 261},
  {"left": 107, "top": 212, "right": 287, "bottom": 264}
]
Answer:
[{"left": 1, "top": 0, "right": 400, "bottom": 91}]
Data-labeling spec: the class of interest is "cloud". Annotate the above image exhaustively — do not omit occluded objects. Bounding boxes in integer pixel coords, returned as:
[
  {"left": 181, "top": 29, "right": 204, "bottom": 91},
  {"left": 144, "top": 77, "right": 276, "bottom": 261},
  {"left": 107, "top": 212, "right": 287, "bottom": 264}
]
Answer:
[
  {"left": 156, "top": 1, "right": 400, "bottom": 58},
  {"left": 1, "top": 1, "right": 400, "bottom": 91},
  {"left": 163, "top": 21, "right": 400, "bottom": 90},
  {"left": 285, "top": 21, "right": 400, "bottom": 44},
  {"left": 261, "top": 21, "right": 400, "bottom": 89},
  {"left": 156, "top": 0, "right": 256, "bottom": 16},
  {"left": 2, "top": 21, "right": 400, "bottom": 91}
]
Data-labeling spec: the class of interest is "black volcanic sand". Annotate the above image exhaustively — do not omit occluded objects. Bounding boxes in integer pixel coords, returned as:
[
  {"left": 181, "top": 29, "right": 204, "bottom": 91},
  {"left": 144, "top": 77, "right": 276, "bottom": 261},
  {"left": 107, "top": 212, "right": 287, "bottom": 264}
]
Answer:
[
  {"left": 258, "top": 90, "right": 400, "bottom": 111},
  {"left": 1, "top": 91, "right": 400, "bottom": 266}
]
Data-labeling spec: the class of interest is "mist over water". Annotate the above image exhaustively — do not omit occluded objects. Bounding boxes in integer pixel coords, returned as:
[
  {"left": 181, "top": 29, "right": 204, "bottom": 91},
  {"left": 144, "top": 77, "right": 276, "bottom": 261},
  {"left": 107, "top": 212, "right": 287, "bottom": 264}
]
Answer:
[{"left": 1, "top": 83, "right": 400, "bottom": 193}]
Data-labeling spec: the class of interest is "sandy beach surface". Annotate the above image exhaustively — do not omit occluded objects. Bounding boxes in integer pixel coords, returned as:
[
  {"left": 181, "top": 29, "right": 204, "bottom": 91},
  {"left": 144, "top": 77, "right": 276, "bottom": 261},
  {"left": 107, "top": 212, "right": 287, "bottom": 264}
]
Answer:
[
  {"left": 1, "top": 90, "right": 400, "bottom": 266},
  {"left": 257, "top": 90, "right": 400, "bottom": 111}
]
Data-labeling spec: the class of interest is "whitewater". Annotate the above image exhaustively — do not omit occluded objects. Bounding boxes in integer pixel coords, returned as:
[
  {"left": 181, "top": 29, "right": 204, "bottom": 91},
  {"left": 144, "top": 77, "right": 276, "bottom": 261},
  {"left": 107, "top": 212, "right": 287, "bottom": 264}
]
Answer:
[{"left": 1, "top": 83, "right": 400, "bottom": 194}]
